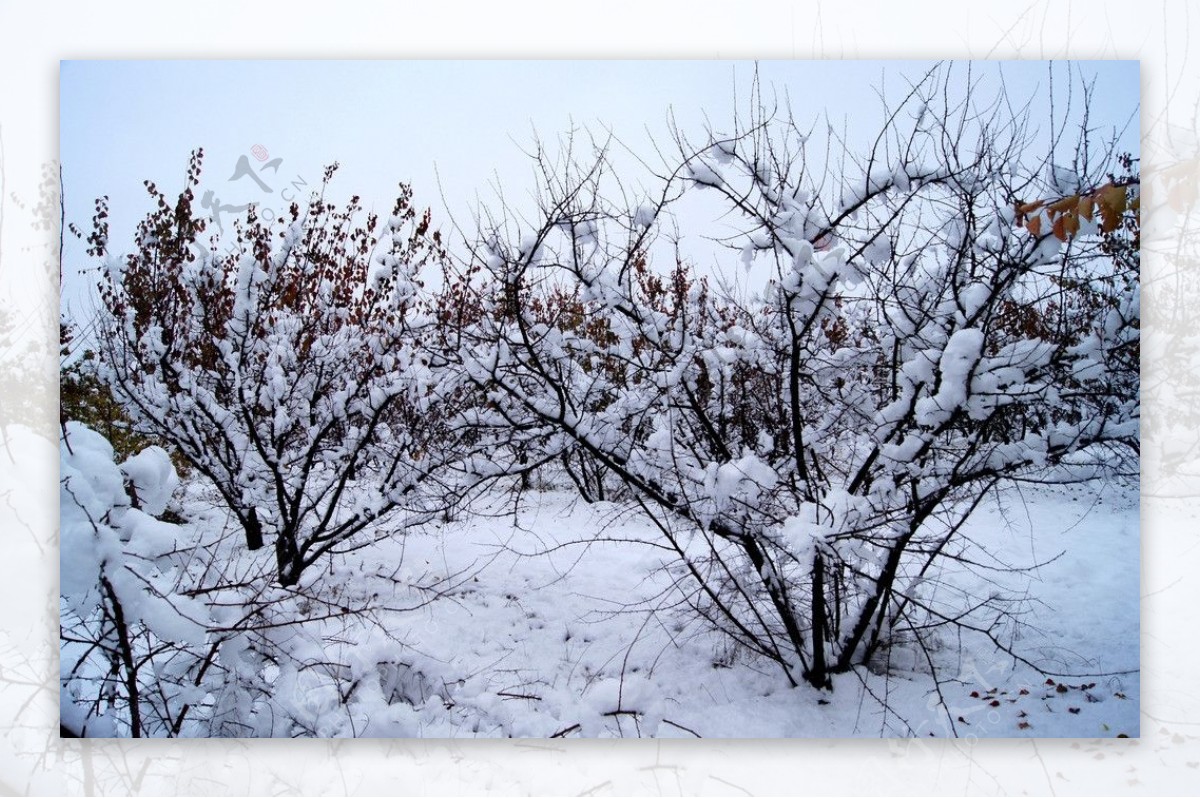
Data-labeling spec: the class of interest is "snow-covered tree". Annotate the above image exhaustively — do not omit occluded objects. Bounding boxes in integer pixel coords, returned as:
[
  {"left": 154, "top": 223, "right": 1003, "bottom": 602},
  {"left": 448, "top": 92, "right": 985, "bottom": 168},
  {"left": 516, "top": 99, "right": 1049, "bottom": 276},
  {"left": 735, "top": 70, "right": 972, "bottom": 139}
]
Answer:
[
  {"left": 85, "top": 152, "right": 470, "bottom": 586},
  {"left": 458, "top": 67, "right": 1139, "bottom": 689}
]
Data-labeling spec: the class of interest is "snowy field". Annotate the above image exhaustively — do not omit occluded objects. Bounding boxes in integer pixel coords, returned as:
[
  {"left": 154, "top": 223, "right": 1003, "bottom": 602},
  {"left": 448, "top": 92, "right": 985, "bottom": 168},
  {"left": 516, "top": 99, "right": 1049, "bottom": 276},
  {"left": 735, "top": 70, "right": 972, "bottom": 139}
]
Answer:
[
  {"left": 71, "top": 467, "right": 1135, "bottom": 739},
  {"left": 326, "top": 481, "right": 1139, "bottom": 738}
]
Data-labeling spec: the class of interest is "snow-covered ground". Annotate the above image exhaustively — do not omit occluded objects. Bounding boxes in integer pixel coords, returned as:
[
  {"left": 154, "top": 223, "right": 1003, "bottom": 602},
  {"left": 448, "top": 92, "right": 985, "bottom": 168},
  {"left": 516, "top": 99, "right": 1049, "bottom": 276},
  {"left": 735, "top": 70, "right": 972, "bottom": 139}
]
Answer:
[{"left": 147, "top": 474, "right": 1136, "bottom": 739}]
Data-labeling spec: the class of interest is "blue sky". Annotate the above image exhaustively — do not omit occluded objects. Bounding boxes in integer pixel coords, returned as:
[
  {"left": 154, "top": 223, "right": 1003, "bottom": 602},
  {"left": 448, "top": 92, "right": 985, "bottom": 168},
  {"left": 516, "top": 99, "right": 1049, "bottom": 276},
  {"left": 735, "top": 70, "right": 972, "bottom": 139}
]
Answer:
[{"left": 59, "top": 59, "right": 1139, "bottom": 317}]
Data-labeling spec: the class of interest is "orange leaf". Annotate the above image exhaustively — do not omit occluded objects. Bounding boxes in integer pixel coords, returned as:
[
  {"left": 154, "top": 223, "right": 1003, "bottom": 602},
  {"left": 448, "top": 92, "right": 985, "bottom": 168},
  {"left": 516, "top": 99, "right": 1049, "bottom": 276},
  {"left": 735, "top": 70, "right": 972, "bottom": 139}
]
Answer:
[
  {"left": 1102, "top": 184, "right": 1128, "bottom": 214},
  {"left": 1052, "top": 214, "right": 1067, "bottom": 241},
  {"left": 1062, "top": 211, "right": 1080, "bottom": 238},
  {"left": 1100, "top": 209, "right": 1120, "bottom": 233},
  {"left": 1048, "top": 195, "right": 1079, "bottom": 217},
  {"left": 1098, "top": 184, "right": 1128, "bottom": 233},
  {"left": 1078, "top": 195, "right": 1095, "bottom": 221},
  {"left": 1025, "top": 215, "right": 1042, "bottom": 237}
]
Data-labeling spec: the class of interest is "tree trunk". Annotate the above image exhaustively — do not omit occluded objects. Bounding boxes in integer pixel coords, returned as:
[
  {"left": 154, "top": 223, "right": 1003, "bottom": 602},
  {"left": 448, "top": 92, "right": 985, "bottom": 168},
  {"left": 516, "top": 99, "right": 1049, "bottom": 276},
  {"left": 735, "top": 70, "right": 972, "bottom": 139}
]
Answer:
[
  {"left": 275, "top": 529, "right": 303, "bottom": 587},
  {"left": 806, "top": 552, "right": 833, "bottom": 689},
  {"left": 244, "top": 507, "right": 264, "bottom": 551}
]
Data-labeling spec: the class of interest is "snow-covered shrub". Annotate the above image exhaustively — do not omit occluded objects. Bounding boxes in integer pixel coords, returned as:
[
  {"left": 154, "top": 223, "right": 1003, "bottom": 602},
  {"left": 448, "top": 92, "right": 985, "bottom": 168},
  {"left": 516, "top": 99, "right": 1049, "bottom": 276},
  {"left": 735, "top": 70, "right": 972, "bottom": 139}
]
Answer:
[
  {"left": 84, "top": 153, "right": 475, "bottom": 586},
  {"left": 459, "top": 67, "right": 1139, "bottom": 689},
  {"left": 60, "top": 421, "right": 468, "bottom": 737},
  {"left": 60, "top": 421, "right": 210, "bottom": 737}
]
